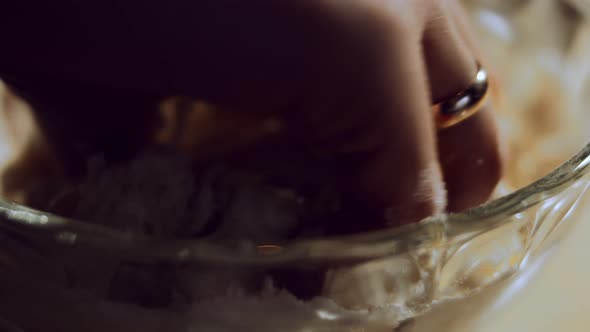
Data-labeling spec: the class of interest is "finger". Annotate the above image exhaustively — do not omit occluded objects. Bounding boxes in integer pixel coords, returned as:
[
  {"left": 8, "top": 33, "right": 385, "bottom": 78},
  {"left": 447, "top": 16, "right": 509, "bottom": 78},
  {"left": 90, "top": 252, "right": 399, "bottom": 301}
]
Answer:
[
  {"left": 286, "top": 2, "right": 447, "bottom": 227},
  {"left": 422, "top": 0, "right": 503, "bottom": 212},
  {"left": 448, "top": 0, "right": 504, "bottom": 103}
]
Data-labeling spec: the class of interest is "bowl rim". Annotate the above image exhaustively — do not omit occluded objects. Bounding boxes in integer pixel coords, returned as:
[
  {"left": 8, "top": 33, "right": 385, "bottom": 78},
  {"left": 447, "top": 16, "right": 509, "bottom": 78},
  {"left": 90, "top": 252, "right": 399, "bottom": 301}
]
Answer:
[{"left": 1, "top": 143, "right": 589, "bottom": 267}]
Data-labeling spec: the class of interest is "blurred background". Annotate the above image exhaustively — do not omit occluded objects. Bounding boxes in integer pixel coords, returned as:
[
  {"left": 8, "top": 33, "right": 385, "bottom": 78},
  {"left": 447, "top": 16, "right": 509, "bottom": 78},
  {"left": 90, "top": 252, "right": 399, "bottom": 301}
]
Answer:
[{"left": 413, "top": 0, "right": 590, "bottom": 330}]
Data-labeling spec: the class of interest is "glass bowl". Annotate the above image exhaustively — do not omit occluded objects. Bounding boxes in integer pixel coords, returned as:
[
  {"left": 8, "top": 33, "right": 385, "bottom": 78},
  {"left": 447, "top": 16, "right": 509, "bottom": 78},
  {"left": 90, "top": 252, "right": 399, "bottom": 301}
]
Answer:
[
  {"left": 1, "top": 142, "right": 590, "bottom": 331},
  {"left": 0, "top": 1, "right": 589, "bottom": 331}
]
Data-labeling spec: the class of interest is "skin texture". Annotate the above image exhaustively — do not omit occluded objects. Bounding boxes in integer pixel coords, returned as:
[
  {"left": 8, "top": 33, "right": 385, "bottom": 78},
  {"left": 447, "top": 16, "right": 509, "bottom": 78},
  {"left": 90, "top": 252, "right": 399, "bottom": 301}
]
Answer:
[{"left": 0, "top": 0, "right": 502, "bottom": 226}]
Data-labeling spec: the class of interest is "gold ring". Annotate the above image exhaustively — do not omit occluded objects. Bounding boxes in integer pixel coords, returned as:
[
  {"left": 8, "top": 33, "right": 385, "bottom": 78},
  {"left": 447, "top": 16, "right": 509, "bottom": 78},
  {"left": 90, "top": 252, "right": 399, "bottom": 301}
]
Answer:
[{"left": 433, "top": 62, "right": 489, "bottom": 129}]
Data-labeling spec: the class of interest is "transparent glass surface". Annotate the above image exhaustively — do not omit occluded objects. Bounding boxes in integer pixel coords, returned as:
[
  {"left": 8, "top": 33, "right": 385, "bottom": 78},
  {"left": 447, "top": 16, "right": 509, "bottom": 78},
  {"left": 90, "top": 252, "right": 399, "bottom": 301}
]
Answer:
[{"left": 0, "top": 1, "right": 589, "bottom": 331}]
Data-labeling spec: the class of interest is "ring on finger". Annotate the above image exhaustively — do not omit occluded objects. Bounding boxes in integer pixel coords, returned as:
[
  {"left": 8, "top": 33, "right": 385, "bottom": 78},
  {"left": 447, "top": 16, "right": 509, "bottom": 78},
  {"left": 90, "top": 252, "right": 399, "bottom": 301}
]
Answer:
[{"left": 433, "top": 62, "right": 489, "bottom": 129}]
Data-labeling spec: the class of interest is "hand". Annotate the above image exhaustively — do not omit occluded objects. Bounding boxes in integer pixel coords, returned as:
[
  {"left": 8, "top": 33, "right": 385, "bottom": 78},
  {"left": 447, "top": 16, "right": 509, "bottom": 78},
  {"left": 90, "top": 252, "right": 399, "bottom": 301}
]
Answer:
[{"left": 0, "top": 0, "right": 502, "bottom": 226}]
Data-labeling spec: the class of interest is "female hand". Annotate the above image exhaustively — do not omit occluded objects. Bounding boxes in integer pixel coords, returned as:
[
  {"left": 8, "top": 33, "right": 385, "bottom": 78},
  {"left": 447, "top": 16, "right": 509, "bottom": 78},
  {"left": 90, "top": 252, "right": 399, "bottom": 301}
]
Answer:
[{"left": 0, "top": 0, "right": 502, "bottom": 226}]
